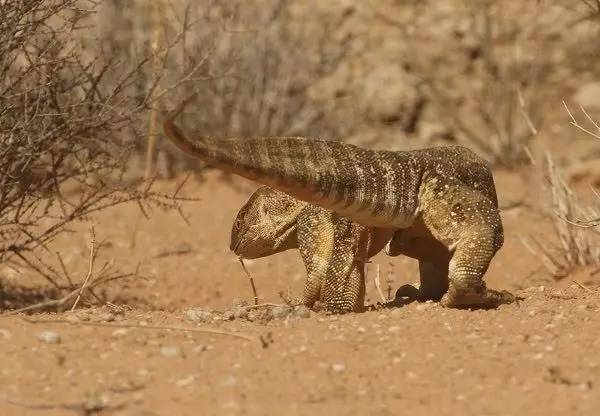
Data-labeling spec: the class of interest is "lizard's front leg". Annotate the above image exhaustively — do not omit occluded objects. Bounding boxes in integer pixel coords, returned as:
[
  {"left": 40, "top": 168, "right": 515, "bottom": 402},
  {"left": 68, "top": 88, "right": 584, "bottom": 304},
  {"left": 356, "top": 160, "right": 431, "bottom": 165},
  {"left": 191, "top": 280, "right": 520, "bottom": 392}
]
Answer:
[
  {"left": 297, "top": 211, "right": 366, "bottom": 313},
  {"left": 420, "top": 178, "right": 513, "bottom": 308}
]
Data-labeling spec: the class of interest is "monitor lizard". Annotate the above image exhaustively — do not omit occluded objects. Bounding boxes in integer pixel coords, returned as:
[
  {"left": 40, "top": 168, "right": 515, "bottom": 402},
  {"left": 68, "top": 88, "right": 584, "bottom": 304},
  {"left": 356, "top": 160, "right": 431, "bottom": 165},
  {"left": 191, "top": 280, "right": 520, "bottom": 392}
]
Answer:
[
  {"left": 164, "top": 99, "right": 510, "bottom": 309},
  {"left": 230, "top": 146, "right": 512, "bottom": 312}
]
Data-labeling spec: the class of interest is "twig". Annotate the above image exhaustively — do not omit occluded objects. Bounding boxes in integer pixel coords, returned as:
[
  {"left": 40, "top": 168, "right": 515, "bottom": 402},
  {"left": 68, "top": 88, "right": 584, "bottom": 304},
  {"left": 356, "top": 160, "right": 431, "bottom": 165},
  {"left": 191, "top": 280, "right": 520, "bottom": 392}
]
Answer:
[
  {"left": 152, "top": 246, "right": 193, "bottom": 259},
  {"left": 386, "top": 261, "right": 394, "bottom": 301},
  {"left": 144, "top": 0, "right": 165, "bottom": 179},
  {"left": 563, "top": 101, "right": 600, "bottom": 140},
  {"left": 21, "top": 317, "right": 254, "bottom": 341},
  {"left": 2, "top": 287, "right": 82, "bottom": 316},
  {"left": 70, "top": 224, "right": 96, "bottom": 311},
  {"left": 278, "top": 291, "right": 294, "bottom": 306},
  {"left": 518, "top": 88, "right": 538, "bottom": 136},
  {"left": 246, "top": 303, "right": 286, "bottom": 310},
  {"left": 0, "top": 394, "right": 123, "bottom": 414},
  {"left": 573, "top": 280, "right": 593, "bottom": 292},
  {"left": 373, "top": 263, "right": 386, "bottom": 303},
  {"left": 238, "top": 257, "right": 259, "bottom": 305}
]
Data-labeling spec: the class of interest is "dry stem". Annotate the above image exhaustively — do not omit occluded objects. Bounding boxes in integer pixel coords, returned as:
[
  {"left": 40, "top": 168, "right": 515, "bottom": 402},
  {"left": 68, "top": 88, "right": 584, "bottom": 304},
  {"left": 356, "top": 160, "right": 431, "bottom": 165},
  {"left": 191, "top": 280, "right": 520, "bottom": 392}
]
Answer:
[
  {"left": 238, "top": 258, "right": 259, "bottom": 305},
  {"left": 373, "top": 263, "right": 387, "bottom": 303},
  {"left": 70, "top": 225, "right": 96, "bottom": 311}
]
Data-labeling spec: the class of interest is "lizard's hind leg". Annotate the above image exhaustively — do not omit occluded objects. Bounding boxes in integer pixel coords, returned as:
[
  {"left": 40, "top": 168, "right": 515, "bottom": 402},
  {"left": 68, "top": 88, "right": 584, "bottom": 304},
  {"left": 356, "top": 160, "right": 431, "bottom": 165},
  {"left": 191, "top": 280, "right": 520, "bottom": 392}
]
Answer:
[{"left": 417, "top": 260, "right": 448, "bottom": 301}]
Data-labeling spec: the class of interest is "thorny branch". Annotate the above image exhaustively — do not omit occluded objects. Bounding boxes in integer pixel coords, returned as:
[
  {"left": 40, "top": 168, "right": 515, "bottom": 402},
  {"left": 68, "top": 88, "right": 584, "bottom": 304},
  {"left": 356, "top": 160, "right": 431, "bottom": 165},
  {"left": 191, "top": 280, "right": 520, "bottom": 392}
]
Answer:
[{"left": 0, "top": 1, "right": 202, "bottom": 306}]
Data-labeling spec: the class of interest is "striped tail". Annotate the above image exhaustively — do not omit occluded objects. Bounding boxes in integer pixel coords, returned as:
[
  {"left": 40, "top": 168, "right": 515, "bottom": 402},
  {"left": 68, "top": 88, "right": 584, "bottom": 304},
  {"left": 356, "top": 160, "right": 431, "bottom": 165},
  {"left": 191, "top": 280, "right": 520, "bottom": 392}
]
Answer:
[{"left": 163, "top": 102, "right": 421, "bottom": 228}]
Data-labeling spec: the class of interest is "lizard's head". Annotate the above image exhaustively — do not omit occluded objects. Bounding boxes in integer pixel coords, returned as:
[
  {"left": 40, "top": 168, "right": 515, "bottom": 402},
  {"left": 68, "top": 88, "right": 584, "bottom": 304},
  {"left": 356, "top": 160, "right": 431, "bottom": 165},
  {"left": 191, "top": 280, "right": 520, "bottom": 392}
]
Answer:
[{"left": 230, "top": 186, "right": 306, "bottom": 259}]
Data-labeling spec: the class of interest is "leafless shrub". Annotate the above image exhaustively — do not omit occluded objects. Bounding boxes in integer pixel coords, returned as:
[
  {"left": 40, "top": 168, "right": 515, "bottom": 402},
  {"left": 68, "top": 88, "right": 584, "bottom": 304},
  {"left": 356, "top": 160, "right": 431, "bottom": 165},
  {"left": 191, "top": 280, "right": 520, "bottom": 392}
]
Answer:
[
  {"left": 101, "top": 0, "right": 349, "bottom": 175},
  {"left": 563, "top": 102, "right": 600, "bottom": 228},
  {"left": 526, "top": 154, "right": 600, "bottom": 277},
  {"left": 375, "top": 1, "right": 562, "bottom": 166},
  {"left": 0, "top": 0, "right": 196, "bottom": 303}
]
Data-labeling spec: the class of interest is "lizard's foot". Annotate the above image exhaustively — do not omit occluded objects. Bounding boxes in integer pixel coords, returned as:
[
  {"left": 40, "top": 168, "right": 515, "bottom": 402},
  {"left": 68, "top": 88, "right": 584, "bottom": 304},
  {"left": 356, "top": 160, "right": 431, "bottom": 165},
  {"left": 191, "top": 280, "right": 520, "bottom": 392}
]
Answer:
[
  {"left": 383, "top": 284, "right": 420, "bottom": 308},
  {"left": 441, "top": 286, "right": 516, "bottom": 309},
  {"left": 394, "top": 283, "right": 445, "bottom": 303},
  {"left": 395, "top": 284, "right": 420, "bottom": 301}
]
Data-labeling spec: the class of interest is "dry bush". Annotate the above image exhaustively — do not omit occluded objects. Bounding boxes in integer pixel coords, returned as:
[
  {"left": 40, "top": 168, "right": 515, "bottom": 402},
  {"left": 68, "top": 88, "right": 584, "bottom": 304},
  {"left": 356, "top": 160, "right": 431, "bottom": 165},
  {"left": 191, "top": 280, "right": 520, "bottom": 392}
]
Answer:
[
  {"left": 0, "top": 0, "right": 195, "bottom": 305},
  {"left": 375, "top": 1, "right": 576, "bottom": 166},
  {"left": 527, "top": 154, "right": 600, "bottom": 278},
  {"left": 563, "top": 104, "right": 600, "bottom": 229},
  {"left": 98, "top": 0, "right": 350, "bottom": 176}
]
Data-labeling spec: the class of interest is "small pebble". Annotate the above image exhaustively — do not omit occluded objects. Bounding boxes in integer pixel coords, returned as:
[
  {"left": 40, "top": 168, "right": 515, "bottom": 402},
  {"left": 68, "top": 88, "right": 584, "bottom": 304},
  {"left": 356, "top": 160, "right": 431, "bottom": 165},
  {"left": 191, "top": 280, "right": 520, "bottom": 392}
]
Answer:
[
  {"left": 137, "top": 368, "right": 150, "bottom": 377},
  {"left": 233, "top": 306, "right": 248, "bottom": 320},
  {"left": 96, "top": 312, "right": 115, "bottom": 322},
  {"left": 111, "top": 329, "right": 128, "bottom": 337},
  {"left": 160, "top": 346, "right": 183, "bottom": 358},
  {"left": 220, "top": 375, "right": 238, "bottom": 387},
  {"left": 415, "top": 303, "right": 431, "bottom": 311},
  {"left": 184, "top": 308, "right": 214, "bottom": 323},
  {"left": 292, "top": 305, "right": 311, "bottom": 319},
  {"left": 271, "top": 305, "right": 292, "bottom": 320},
  {"left": 222, "top": 310, "right": 235, "bottom": 321},
  {"left": 176, "top": 375, "right": 196, "bottom": 387},
  {"left": 331, "top": 363, "right": 345, "bottom": 373},
  {"left": 38, "top": 331, "right": 61, "bottom": 344}
]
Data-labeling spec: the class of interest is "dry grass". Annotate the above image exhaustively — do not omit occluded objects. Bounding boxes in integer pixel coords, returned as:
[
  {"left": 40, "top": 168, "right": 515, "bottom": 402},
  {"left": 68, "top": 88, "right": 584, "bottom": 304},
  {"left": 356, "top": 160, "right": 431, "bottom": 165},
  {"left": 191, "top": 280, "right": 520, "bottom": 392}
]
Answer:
[
  {"left": 0, "top": 0, "right": 199, "bottom": 309},
  {"left": 374, "top": 1, "right": 593, "bottom": 166},
  {"left": 526, "top": 154, "right": 600, "bottom": 277},
  {"left": 97, "top": 0, "right": 350, "bottom": 176}
]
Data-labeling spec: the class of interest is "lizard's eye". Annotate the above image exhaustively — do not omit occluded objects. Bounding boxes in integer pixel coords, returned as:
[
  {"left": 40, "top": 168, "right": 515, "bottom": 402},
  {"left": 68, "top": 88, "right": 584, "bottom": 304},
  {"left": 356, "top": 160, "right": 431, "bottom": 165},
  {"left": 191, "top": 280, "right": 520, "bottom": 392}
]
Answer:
[{"left": 234, "top": 218, "right": 242, "bottom": 230}]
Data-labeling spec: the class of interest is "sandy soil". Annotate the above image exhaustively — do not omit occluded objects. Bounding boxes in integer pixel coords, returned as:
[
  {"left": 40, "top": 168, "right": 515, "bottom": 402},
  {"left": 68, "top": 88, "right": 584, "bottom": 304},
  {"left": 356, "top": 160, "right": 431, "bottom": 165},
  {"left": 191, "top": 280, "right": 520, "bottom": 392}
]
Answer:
[{"left": 1, "top": 170, "right": 599, "bottom": 416}]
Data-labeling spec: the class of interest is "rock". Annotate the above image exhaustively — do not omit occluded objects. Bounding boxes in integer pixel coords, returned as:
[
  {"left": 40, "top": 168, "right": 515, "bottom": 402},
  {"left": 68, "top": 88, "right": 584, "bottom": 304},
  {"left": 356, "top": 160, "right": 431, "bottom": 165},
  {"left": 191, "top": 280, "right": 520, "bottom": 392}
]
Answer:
[
  {"left": 246, "top": 308, "right": 273, "bottom": 323},
  {"left": 220, "top": 375, "right": 238, "bottom": 387},
  {"left": 233, "top": 306, "right": 248, "bottom": 320},
  {"left": 38, "top": 331, "right": 61, "bottom": 344},
  {"left": 0, "top": 328, "right": 11, "bottom": 339},
  {"left": 271, "top": 305, "right": 292, "bottom": 320},
  {"left": 160, "top": 346, "right": 183, "bottom": 358},
  {"left": 232, "top": 299, "right": 250, "bottom": 308},
  {"left": 111, "top": 329, "right": 128, "bottom": 337},
  {"left": 221, "top": 309, "right": 235, "bottom": 321},
  {"left": 331, "top": 363, "right": 345, "bottom": 373},
  {"left": 415, "top": 303, "right": 432, "bottom": 311},
  {"left": 183, "top": 308, "right": 214, "bottom": 323},
  {"left": 574, "top": 82, "right": 600, "bottom": 109},
  {"left": 292, "top": 305, "right": 311, "bottom": 319},
  {"left": 175, "top": 375, "right": 196, "bottom": 387},
  {"left": 94, "top": 312, "right": 115, "bottom": 322}
]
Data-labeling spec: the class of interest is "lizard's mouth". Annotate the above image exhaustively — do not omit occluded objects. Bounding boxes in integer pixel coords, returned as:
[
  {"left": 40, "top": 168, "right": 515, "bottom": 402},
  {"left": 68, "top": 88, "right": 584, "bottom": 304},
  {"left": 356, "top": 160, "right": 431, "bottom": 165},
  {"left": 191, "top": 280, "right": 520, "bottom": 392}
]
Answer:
[{"left": 230, "top": 238, "right": 243, "bottom": 255}]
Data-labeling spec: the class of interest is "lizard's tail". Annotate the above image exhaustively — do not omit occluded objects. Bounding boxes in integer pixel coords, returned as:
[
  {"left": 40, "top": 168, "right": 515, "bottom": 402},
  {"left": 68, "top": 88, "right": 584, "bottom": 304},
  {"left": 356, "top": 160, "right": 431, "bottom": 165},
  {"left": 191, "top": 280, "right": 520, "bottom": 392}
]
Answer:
[{"left": 163, "top": 99, "right": 419, "bottom": 228}]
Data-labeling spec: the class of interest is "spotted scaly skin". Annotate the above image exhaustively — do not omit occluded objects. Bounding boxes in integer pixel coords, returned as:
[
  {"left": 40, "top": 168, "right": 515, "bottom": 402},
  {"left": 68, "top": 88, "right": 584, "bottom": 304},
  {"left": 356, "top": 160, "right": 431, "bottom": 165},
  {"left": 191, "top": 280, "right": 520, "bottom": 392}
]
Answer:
[
  {"left": 165, "top": 101, "right": 511, "bottom": 309},
  {"left": 231, "top": 147, "right": 512, "bottom": 312},
  {"left": 231, "top": 186, "right": 391, "bottom": 313}
]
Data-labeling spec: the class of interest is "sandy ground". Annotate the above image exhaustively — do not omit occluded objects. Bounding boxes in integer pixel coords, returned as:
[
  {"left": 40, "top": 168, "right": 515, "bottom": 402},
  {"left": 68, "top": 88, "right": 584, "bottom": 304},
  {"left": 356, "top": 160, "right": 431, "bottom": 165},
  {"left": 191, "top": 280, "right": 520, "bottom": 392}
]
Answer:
[{"left": 1, "top": 170, "right": 599, "bottom": 416}]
